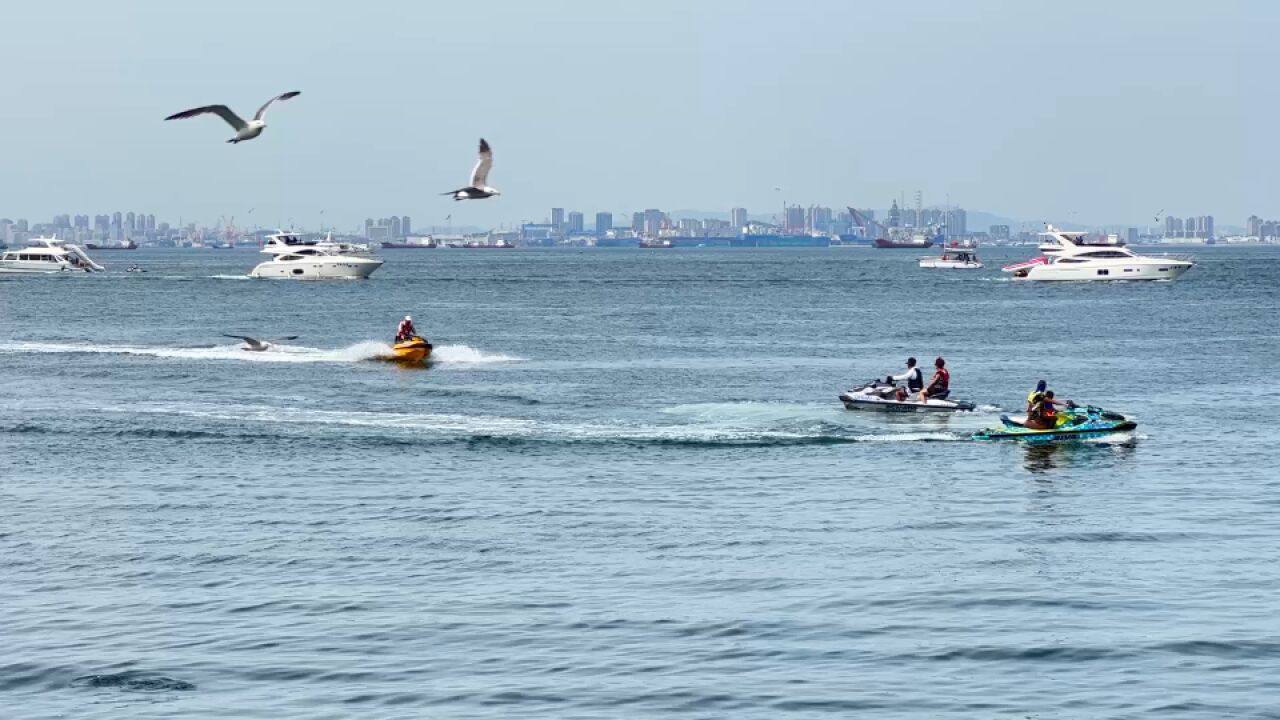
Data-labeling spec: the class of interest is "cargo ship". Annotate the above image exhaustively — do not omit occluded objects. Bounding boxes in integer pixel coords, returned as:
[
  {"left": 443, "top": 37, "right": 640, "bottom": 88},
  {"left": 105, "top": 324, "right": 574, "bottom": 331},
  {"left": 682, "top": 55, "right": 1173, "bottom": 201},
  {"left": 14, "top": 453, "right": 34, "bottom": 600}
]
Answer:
[
  {"left": 874, "top": 230, "right": 938, "bottom": 249},
  {"left": 381, "top": 239, "right": 438, "bottom": 249},
  {"left": 86, "top": 240, "right": 138, "bottom": 250},
  {"left": 734, "top": 234, "right": 830, "bottom": 248}
]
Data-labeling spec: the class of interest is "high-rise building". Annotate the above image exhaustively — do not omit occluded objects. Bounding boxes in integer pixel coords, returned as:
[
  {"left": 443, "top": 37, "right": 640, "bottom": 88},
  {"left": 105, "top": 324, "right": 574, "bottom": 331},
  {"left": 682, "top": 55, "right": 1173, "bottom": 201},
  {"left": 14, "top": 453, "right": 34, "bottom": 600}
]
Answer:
[
  {"left": 887, "top": 200, "right": 901, "bottom": 228},
  {"left": 945, "top": 208, "right": 967, "bottom": 238},
  {"left": 1248, "top": 215, "right": 1263, "bottom": 237},
  {"left": 1126, "top": 227, "right": 1139, "bottom": 244},
  {"left": 146, "top": 214, "right": 156, "bottom": 231},
  {"left": 389, "top": 216, "right": 403, "bottom": 237},
  {"left": 401, "top": 216, "right": 411, "bottom": 236},
  {"left": 730, "top": 207, "right": 748, "bottom": 229},
  {"left": 1164, "top": 216, "right": 1182, "bottom": 237},
  {"left": 678, "top": 218, "right": 703, "bottom": 235},
  {"left": 567, "top": 211, "right": 584, "bottom": 234},
  {"left": 784, "top": 205, "right": 805, "bottom": 233},
  {"left": 807, "top": 206, "right": 833, "bottom": 232},
  {"left": 594, "top": 212, "right": 613, "bottom": 235},
  {"left": 632, "top": 212, "right": 645, "bottom": 233},
  {"left": 126, "top": 212, "right": 136, "bottom": 231},
  {"left": 551, "top": 208, "right": 565, "bottom": 232},
  {"left": 111, "top": 211, "right": 122, "bottom": 228},
  {"left": 643, "top": 208, "right": 666, "bottom": 237}
]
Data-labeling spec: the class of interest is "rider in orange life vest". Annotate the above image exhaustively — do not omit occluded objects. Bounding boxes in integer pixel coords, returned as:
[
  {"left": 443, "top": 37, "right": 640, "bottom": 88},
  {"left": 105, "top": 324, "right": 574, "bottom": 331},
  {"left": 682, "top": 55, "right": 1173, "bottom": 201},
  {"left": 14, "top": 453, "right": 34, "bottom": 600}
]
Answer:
[
  {"left": 396, "top": 315, "right": 416, "bottom": 343},
  {"left": 918, "top": 356, "right": 950, "bottom": 402}
]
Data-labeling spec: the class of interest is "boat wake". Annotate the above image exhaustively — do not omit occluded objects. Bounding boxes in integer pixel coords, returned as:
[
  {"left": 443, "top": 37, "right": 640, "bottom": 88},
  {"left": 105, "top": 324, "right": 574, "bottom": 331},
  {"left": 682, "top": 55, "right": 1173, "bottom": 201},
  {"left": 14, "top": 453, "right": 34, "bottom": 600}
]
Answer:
[
  {"left": 24, "top": 398, "right": 971, "bottom": 449},
  {"left": 0, "top": 341, "right": 521, "bottom": 366}
]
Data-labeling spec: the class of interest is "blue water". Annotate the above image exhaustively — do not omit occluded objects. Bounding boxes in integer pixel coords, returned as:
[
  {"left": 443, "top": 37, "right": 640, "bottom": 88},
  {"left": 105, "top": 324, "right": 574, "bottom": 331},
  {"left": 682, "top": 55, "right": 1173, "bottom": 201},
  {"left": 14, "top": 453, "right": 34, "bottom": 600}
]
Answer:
[{"left": 3, "top": 246, "right": 1279, "bottom": 718}]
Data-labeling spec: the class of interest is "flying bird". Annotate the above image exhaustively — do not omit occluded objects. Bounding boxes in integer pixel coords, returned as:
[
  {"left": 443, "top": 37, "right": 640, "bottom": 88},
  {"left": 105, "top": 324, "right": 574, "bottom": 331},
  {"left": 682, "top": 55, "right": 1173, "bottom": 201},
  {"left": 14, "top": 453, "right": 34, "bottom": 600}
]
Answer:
[
  {"left": 442, "top": 138, "right": 500, "bottom": 200},
  {"left": 223, "top": 334, "right": 299, "bottom": 352},
  {"left": 165, "top": 91, "right": 302, "bottom": 144}
]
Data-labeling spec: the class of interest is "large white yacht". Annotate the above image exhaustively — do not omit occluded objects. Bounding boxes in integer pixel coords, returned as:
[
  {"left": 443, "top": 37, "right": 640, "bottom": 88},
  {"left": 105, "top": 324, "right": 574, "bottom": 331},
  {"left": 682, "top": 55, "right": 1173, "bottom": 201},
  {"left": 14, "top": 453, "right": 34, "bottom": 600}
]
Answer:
[
  {"left": 1003, "top": 227, "right": 1193, "bottom": 281},
  {"left": 0, "top": 237, "right": 106, "bottom": 274},
  {"left": 248, "top": 231, "right": 383, "bottom": 279}
]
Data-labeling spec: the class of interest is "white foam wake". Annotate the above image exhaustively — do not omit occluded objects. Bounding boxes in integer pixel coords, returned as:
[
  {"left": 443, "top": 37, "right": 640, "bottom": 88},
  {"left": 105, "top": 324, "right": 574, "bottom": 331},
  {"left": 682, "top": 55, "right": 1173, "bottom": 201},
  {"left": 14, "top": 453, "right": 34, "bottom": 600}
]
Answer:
[
  {"left": 431, "top": 344, "right": 522, "bottom": 364},
  {"left": 0, "top": 340, "right": 518, "bottom": 366}
]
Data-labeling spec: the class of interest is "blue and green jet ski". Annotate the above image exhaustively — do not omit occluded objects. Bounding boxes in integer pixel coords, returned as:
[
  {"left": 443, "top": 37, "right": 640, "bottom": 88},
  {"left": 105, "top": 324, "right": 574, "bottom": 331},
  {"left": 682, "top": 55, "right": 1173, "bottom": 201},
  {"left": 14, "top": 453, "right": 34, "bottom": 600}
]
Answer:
[{"left": 973, "top": 405, "right": 1136, "bottom": 442}]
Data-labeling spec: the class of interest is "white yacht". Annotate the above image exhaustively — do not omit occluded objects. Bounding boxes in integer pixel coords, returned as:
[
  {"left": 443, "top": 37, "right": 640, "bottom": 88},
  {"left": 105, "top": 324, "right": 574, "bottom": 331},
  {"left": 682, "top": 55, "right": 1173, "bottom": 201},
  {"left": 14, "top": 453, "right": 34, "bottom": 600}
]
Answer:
[
  {"left": 0, "top": 237, "right": 106, "bottom": 274},
  {"left": 1003, "top": 227, "right": 1193, "bottom": 281},
  {"left": 248, "top": 231, "right": 383, "bottom": 279}
]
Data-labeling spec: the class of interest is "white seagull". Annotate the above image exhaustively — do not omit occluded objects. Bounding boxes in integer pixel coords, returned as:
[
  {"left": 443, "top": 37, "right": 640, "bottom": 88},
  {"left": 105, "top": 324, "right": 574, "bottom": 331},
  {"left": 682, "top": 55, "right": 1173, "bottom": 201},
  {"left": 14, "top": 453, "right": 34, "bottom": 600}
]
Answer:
[
  {"left": 223, "top": 334, "right": 299, "bottom": 352},
  {"left": 165, "top": 91, "right": 302, "bottom": 144},
  {"left": 442, "top": 138, "right": 500, "bottom": 200}
]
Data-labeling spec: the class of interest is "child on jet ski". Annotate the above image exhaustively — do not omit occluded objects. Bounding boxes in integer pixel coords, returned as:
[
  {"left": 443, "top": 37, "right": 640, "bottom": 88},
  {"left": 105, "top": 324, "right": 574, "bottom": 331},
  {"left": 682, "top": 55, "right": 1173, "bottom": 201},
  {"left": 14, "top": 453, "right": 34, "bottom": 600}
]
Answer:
[
  {"left": 1026, "top": 390, "right": 1075, "bottom": 429},
  {"left": 887, "top": 357, "right": 924, "bottom": 401},
  {"left": 395, "top": 315, "right": 416, "bottom": 343}
]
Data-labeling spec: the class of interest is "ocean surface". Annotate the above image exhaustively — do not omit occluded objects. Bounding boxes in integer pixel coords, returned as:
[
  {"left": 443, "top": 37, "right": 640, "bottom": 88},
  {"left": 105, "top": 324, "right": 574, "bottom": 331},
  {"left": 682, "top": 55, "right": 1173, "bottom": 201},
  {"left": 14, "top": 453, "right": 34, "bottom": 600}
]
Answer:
[{"left": 2, "top": 245, "right": 1278, "bottom": 719}]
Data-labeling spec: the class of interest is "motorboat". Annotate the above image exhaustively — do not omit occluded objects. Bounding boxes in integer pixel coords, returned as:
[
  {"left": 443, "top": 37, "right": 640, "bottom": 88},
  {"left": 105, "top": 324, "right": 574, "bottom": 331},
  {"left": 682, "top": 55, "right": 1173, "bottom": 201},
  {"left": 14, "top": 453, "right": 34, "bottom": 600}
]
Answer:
[
  {"left": 973, "top": 405, "right": 1136, "bottom": 442},
  {"left": 919, "top": 241, "right": 982, "bottom": 269},
  {"left": 249, "top": 230, "right": 383, "bottom": 279},
  {"left": 839, "top": 379, "right": 976, "bottom": 412},
  {"left": 1002, "top": 226, "right": 1193, "bottom": 281},
  {"left": 0, "top": 237, "right": 106, "bottom": 274},
  {"left": 383, "top": 335, "right": 432, "bottom": 365}
]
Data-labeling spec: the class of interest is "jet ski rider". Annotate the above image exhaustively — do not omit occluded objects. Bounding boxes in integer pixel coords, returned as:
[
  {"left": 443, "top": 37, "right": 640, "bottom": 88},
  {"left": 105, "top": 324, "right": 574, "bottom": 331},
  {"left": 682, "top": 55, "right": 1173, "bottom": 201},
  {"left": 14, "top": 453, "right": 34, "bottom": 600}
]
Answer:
[
  {"left": 1026, "top": 389, "right": 1075, "bottom": 429},
  {"left": 919, "top": 356, "right": 950, "bottom": 401},
  {"left": 887, "top": 357, "right": 924, "bottom": 401},
  {"left": 395, "top": 315, "right": 416, "bottom": 343}
]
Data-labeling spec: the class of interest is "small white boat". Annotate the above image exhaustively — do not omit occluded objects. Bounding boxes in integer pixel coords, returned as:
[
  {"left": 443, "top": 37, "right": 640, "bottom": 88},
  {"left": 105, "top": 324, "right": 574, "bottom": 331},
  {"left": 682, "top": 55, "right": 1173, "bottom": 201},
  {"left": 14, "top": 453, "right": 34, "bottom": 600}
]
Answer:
[
  {"left": 1003, "top": 227, "right": 1193, "bottom": 281},
  {"left": 248, "top": 231, "right": 383, "bottom": 280},
  {"left": 919, "top": 242, "right": 982, "bottom": 269},
  {"left": 0, "top": 237, "right": 105, "bottom": 274}
]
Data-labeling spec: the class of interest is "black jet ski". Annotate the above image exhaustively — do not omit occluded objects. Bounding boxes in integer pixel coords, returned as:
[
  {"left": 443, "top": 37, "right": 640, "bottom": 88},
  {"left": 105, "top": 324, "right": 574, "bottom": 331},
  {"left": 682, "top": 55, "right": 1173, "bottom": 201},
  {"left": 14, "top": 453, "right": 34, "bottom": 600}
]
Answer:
[{"left": 839, "top": 379, "right": 976, "bottom": 413}]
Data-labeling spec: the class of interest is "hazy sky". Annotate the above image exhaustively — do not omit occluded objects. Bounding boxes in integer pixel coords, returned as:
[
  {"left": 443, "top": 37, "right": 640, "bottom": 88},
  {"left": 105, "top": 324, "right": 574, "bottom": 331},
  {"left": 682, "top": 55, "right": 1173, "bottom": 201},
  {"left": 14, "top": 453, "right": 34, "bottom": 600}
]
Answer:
[{"left": 2, "top": 0, "right": 1274, "bottom": 230}]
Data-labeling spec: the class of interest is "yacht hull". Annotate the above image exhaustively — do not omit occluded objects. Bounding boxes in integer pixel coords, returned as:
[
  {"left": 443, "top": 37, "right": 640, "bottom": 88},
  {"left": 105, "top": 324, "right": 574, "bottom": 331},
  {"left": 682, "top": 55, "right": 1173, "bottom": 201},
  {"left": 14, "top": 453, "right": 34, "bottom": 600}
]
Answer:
[
  {"left": 1017, "top": 262, "right": 1191, "bottom": 281},
  {"left": 249, "top": 258, "right": 383, "bottom": 279},
  {"left": 0, "top": 266, "right": 80, "bottom": 274}
]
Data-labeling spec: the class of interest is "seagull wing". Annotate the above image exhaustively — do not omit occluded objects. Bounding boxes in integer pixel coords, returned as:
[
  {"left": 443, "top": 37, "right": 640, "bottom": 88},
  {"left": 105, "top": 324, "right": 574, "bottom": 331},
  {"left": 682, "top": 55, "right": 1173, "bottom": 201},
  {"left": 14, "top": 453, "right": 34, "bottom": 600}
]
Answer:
[
  {"left": 469, "top": 138, "right": 493, "bottom": 187},
  {"left": 254, "top": 91, "right": 302, "bottom": 121},
  {"left": 222, "top": 334, "right": 266, "bottom": 350},
  {"left": 264, "top": 335, "right": 300, "bottom": 343},
  {"left": 166, "top": 105, "right": 247, "bottom": 131}
]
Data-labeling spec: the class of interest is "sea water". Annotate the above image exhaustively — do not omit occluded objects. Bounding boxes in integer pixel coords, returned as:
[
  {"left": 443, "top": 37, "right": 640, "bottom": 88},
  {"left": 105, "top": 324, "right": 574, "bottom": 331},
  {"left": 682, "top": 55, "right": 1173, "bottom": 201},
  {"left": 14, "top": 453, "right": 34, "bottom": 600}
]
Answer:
[{"left": 2, "top": 246, "right": 1278, "bottom": 718}]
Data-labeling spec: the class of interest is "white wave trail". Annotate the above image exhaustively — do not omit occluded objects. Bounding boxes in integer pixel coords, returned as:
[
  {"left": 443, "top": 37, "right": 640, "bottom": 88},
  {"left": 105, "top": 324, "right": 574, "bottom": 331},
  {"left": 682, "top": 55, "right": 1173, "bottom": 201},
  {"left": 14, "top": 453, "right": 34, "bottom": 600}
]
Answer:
[
  {"left": 430, "top": 344, "right": 522, "bottom": 364},
  {"left": 0, "top": 340, "right": 522, "bottom": 366}
]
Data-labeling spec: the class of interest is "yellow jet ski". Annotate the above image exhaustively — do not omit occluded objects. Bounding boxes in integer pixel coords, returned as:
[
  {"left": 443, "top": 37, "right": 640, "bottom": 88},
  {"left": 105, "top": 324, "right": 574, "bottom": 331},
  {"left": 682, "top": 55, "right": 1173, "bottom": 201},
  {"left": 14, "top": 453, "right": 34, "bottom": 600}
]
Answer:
[{"left": 387, "top": 335, "right": 432, "bottom": 365}]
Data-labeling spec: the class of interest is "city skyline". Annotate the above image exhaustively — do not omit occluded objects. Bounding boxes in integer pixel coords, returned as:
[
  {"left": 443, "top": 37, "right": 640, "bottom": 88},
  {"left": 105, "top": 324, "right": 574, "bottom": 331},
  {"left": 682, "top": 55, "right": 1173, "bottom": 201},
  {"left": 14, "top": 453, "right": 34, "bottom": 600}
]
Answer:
[
  {"left": 12, "top": 201, "right": 1280, "bottom": 249},
  {"left": 0, "top": 1, "right": 1274, "bottom": 230}
]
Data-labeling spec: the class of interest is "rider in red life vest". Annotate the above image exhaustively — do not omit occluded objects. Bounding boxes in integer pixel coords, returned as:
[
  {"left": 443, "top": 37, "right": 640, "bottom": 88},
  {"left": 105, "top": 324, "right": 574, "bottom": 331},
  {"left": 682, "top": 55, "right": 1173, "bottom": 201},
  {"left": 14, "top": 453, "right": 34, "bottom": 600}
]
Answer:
[
  {"left": 396, "top": 315, "right": 416, "bottom": 343},
  {"left": 919, "top": 356, "right": 950, "bottom": 401}
]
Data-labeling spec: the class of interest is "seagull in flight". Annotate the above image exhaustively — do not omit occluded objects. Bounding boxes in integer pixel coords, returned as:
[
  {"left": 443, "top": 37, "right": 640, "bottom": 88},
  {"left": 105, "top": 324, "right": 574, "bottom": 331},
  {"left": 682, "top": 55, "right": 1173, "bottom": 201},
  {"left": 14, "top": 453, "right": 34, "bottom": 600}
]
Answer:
[
  {"left": 165, "top": 91, "right": 302, "bottom": 144},
  {"left": 442, "top": 139, "right": 500, "bottom": 200},
  {"left": 223, "top": 334, "right": 299, "bottom": 352}
]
